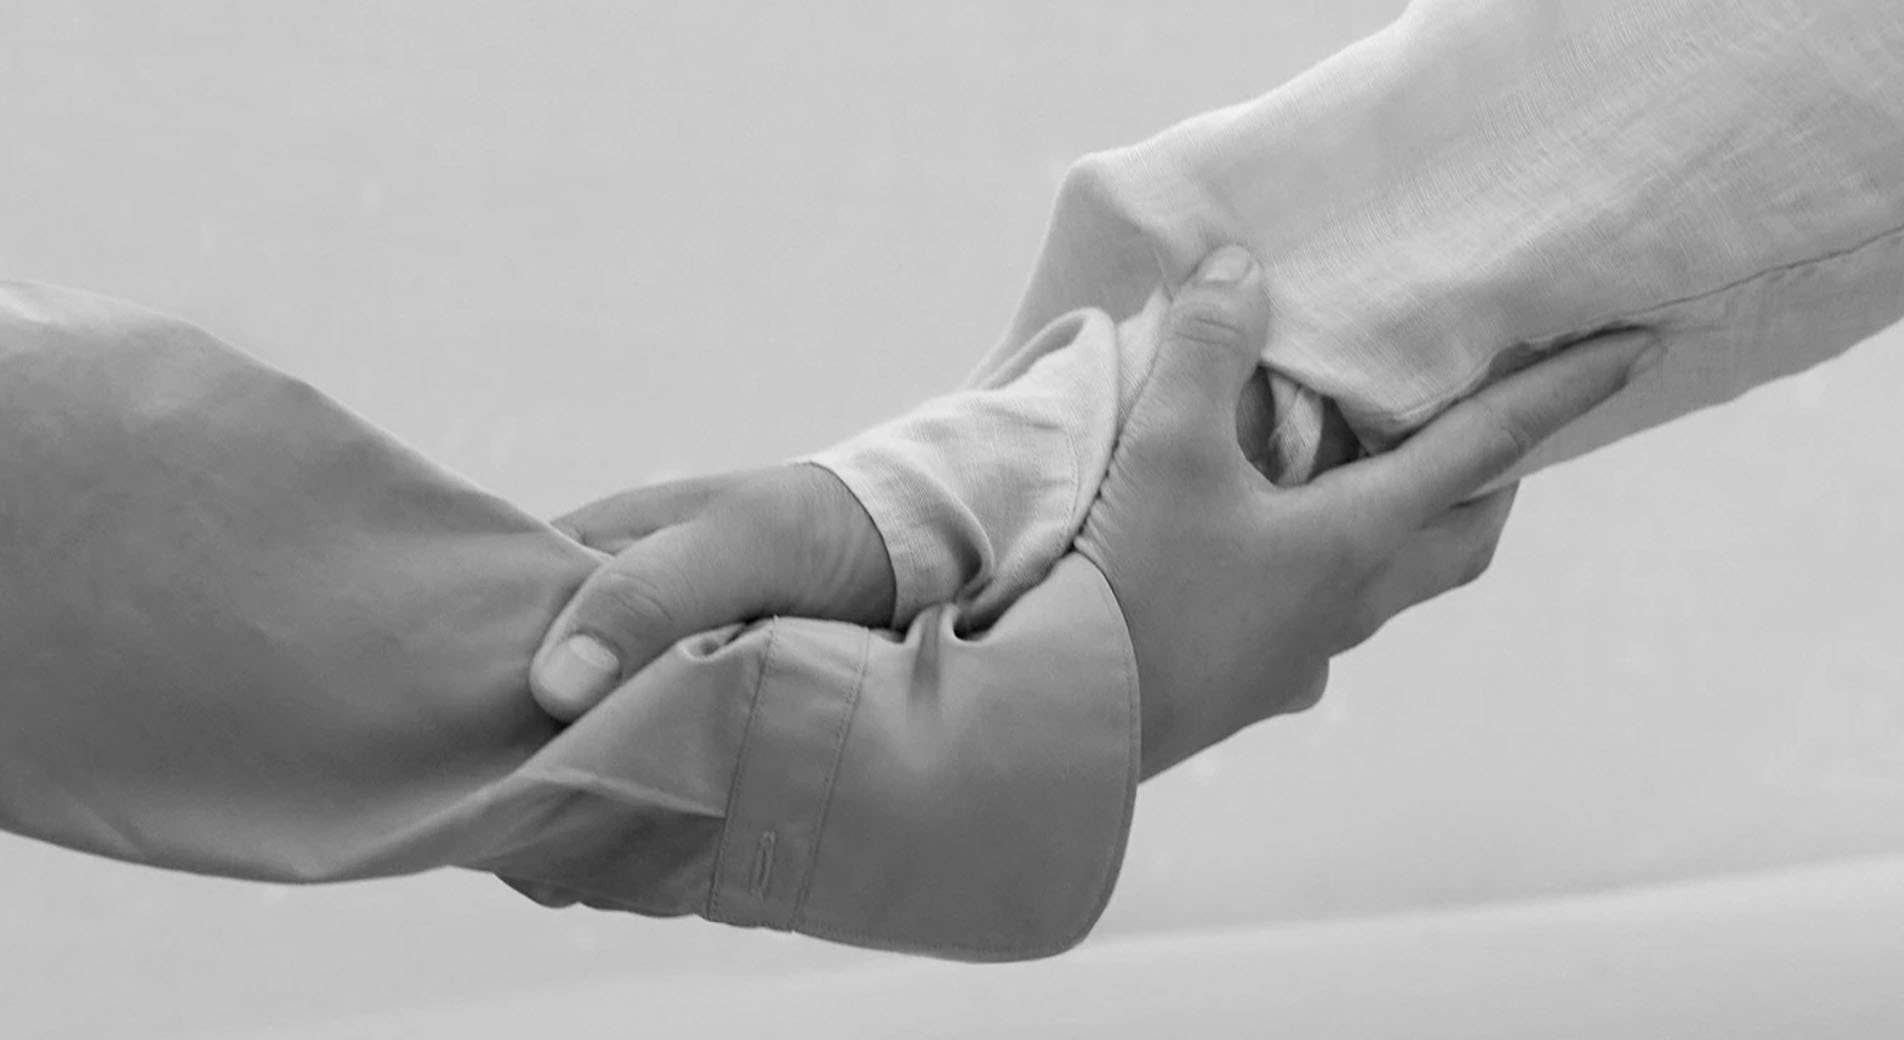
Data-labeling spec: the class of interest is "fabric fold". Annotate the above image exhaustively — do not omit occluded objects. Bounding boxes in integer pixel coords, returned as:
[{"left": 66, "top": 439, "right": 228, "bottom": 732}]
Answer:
[
  {"left": 0, "top": 280, "right": 1141, "bottom": 961},
  {"left": 811, "top": 0, "right": 1904, "bottom": 629}
]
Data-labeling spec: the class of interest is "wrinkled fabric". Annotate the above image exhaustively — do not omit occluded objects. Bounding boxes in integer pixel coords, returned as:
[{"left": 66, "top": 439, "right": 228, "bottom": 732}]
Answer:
[
  {"left": 0, "top": 282, "right": 1139, "bottom": 962},
  {"left": 810, "top": 0, "right": 1904, "bottom": 628},
  {"left": 9, "top": 0, "right": 1904, "bottom": 968}
]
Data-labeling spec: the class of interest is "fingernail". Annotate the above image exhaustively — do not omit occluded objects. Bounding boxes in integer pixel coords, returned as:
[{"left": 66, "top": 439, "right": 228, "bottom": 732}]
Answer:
[
  {"left": 1196, "top": 245, "right": 1257, "bottom": 284},
  {"left": 535, "top": 634, "right": 621, "bottom": 716}
]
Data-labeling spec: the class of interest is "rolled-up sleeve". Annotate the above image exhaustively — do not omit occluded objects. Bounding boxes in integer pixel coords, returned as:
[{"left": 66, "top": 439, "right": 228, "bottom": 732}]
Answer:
[
  {"left": 807, "top": 0, "right": 1904, "bottom": 629},
  {"left": 0, "top": 281, "right": 1138, "bottom": 961}
]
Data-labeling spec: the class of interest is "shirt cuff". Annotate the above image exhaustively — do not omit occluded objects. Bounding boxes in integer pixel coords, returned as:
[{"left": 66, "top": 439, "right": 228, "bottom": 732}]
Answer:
[
  {"left": 799, "top": 309, "right": 1134, "bottom": 632},
  {"left": 705, "top": 553, "right": 1140, "bottom": 961}
]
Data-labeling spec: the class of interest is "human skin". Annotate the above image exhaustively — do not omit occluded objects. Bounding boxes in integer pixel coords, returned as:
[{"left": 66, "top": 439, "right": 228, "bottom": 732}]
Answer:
[{"left": 534, "top": 246, "right": 1660, "bottom": 777}]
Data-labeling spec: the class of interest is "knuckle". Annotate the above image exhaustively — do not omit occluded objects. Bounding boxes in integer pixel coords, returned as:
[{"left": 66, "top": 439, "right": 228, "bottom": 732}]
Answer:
[
  {"left": 1467, "top": 395, "right": 1539, "bottom": 466},
  {"left": 1309, "top": 516, "right": 1380, "bottom": 574},
  {"left": 1166, "top": 298, "right": 1253, "bottom": 351},
  {"left": 586, "top": 565, "right": 687, "bottom": 639}
]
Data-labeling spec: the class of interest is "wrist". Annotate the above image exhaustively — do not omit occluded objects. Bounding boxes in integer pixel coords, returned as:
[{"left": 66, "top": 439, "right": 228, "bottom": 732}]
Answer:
[{"left": 791, "top": 462, "right": 897, "bottom": 627}]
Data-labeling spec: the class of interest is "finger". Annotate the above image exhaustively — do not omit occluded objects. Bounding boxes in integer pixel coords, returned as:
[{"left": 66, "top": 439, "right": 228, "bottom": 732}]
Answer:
[
  {"left": 1235, "top": 365, "right": 1277, "bottom": 478},
  {"left": 552, "top": 471, "right": 750, "bottom": 552},
  {"left": 1334, "top": 329, "right": 1659, "bottom": 524},
  {"left": 550, "top": 488, "right": 678, "bottom": 552},
  {"left": 1236, "top": 374, "right": 1361, "bottom": 485},
  {"left": 1144, "top": 245, "right": 1273, "bottom": 446},
  {"left": 530, "top": 515, "right": 768, "bottom": 720},
  {"left": 1352, "top": 483, "right": 1519, "bottom": 638},
  {"left": 1310, "top": 402, "right": 1362, "bottom": 477}
]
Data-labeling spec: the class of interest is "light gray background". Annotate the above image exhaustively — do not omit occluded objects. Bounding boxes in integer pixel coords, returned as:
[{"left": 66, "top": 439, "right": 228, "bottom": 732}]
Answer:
[{"left": 3, "top": 2, "right": 1903, "bottom": 1036}]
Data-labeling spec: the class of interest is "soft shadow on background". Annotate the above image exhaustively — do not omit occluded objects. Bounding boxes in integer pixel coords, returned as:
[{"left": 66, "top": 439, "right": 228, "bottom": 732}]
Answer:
[{"left": 4, "top": 2, "right": 1903, "bottom": 1037}]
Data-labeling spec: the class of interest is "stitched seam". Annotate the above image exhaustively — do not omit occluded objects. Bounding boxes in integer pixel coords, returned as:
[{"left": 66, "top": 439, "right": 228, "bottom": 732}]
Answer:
[
  {"left": 749, "top": 832, "right": 775, "bottom": 899},
  {"left": 704, "top": 620, "right": 782, "bottom": 925},
  {"left": 1381, "top": 217, "right": 1904, "bottom": 428},
  {"left": 786, "top": 626, "right": 873, "bottom": 929}
]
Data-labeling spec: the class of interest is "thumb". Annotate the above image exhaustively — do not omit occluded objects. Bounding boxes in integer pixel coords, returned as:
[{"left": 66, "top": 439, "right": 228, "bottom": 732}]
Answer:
[
  {"left": 530, "top": 517, "right": 769, "bottom": 720},
  {"left": 1146, "top": 244, "right": 1272, "bottom": 433}
]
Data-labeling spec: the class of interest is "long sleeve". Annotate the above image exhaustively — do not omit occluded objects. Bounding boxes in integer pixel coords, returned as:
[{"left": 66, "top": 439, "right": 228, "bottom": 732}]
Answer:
[
  {"left": 0, "top": 281, "right": 1138, "bottom": 962},
  {"left": 807, "top": 0, "right": 1904, "bottom": 629}
]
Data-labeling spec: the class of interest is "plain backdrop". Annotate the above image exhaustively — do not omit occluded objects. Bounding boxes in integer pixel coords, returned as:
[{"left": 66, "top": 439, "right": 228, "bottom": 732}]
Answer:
[{"left": 3, "top": 2, "right": 1902, "bottom": 1037}]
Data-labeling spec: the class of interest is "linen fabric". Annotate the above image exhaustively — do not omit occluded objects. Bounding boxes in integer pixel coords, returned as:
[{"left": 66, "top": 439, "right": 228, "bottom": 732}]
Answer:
[
  {"left": 5, "top": 0, "right": 1904, "bottom": 965},
  {"left": 810, "top": 0, "right": 1904, "bottom": 628}
]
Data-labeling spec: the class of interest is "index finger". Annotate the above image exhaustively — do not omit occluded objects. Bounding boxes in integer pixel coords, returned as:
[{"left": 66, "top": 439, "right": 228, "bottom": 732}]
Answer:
[
  {"left": 1332, "top": 329, "right": 1659, "bottom": 523},
  {"left": 552, "top": 470, "right": 751, "bottom": 552}
]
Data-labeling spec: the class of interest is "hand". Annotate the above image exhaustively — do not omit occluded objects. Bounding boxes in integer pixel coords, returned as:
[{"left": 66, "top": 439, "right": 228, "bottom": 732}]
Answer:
[
  {"left": 1079, "top": 244, "right": 1659, "bottom": 779},
  {"left": 528, "top": 463, "right": 896, "bottom": 720},
  {"left": 525, "top": 350, "right": 1311, "bottom": 723}
]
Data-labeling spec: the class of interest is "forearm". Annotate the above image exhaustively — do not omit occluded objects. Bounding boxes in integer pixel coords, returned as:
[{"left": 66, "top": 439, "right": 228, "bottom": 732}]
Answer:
[
  {"left": 0, "top": 282, "right": 1136, "bottom": 960},
  {"left": 811, "top": 0, "right": 1904, "bottom": 627}
]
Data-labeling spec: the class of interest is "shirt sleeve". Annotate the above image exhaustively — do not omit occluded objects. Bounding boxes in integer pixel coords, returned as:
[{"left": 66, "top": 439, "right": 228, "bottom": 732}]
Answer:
[
  {"left": 484, "top": 554, "right": 1138, "bottom": 962},
  {"left": 0, "top": 281, "right": 1138, "bottom": 962},
  {"left": 805, "top": 0, "right": 1904, "bottom": 630}
]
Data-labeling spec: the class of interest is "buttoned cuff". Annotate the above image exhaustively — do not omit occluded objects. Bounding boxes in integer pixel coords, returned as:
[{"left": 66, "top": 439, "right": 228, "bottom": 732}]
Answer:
[
  {"left": 799, "top": 310, "right": 1132, "bottom": 632},
  {"left": 704, "top": 554, "right": 1140, "bottom": 961}
]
